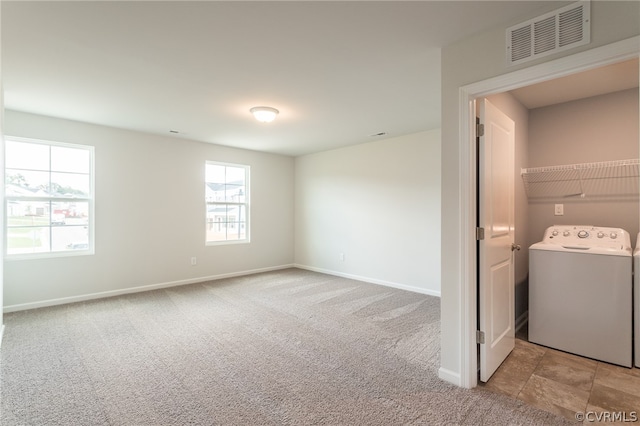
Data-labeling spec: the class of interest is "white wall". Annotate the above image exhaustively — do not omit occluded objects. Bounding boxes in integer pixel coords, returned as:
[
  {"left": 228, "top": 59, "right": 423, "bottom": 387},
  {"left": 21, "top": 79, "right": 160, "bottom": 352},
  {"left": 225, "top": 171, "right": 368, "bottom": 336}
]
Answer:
[
  {"left": 294, "top": 130, "right": 441, "bottom": 296},
  {"left": 440, "top": 1, "right": 639, "bottom": 386},
  {"left": 527, "top": 88, "right": 639, "bottom": 248},
  {"left": 4, "top": 110, "right": 295, "bottom": 310}
]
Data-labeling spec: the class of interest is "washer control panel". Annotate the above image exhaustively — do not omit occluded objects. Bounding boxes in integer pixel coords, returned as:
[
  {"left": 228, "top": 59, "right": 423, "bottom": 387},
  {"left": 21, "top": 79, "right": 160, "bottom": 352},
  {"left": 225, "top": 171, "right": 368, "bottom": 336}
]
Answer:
[{"left": 543, "top": 225, "right": 631, "bottom": 251}]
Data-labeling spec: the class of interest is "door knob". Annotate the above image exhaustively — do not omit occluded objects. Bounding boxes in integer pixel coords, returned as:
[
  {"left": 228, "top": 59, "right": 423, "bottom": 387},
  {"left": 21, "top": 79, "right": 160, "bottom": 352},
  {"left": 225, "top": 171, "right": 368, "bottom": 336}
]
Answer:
[{"left": 511, "top": 243, "right": 521, "bottom": 251}]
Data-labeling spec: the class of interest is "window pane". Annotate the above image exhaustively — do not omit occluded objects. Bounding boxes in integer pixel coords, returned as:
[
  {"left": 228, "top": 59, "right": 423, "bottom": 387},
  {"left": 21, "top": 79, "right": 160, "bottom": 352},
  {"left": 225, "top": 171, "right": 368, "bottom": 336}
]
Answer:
[
  {"left": 7, "top": 226, "right": 50, "bottom": 254},
  {"left": 207, "top": 204, "right": 227, "bottom": 221},
  {"left": 7, "top": 200, "right": 51, "bottom": 226},
  {"left": 225, "top": 184, "right": 245, "bottom": 202},
  {"left": 226, "top": 166, "right": 245, "bottom": 185},
  {"left": 52, "top": 226, "right": 89, "bottom": 252},
  {"left": 206, "top": 208, "right": 227, "bottom": 242},
  {"left": 6, "top": 169, "right": 50, "bottom": 195},
  {"left": 51, "top": 172, "right": 90, "bottom": 197},
  {"left": 225, "top": 220, "right": 247, "bottom": 241},
  {"left": 222, "top": 205, "right": 246, "bottom": 241},
  {"left": 229, "top": 204, "right": 243, "bottom": 225},
  {"left": 205, "top": 182, "right": 225, "bottom": 202},
  {"left": 206, "top": 204, "right": 248, "bottom": 242},
  {"left": 206, "top": 227, "right": 226, "bottom": 242},
  {"left": 206, "top": 164, "right": 225, "bottom": 183},
  {"left": 51, "top": 145, "right": 91, "bottom": 173},
  {"left": 5, "top": 141, "right": 49, "bottom": 170},
  {"left": 51, "top": 201, "right": 90, "bottom": 225}
]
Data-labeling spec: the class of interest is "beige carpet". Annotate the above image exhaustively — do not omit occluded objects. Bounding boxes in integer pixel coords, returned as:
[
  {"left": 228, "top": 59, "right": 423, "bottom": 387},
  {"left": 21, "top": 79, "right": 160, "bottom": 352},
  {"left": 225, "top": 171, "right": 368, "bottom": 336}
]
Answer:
[{"left": 1, "top": 268, "right": 570, "bottom": 425}]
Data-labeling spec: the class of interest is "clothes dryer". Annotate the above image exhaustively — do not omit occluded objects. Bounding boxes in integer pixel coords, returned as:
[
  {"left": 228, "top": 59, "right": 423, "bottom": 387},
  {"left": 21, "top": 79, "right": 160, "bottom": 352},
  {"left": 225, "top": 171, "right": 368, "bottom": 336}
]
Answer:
[{"left": 529, "top": 225, "right": 632, "bottom": 367}]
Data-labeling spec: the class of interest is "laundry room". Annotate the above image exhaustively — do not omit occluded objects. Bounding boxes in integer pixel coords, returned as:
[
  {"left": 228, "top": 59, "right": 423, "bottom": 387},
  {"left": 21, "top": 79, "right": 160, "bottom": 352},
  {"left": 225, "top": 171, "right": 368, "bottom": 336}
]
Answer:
[{"left": 484, "top": 58, "right": 639, "bottom": 368}]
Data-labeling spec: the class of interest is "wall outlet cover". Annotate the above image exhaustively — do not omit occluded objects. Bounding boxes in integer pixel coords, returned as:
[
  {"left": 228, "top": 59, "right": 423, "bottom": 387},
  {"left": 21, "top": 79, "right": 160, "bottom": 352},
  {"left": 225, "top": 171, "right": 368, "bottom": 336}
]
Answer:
[{"left": 554, "top": 204, "right": 564, "bottom": 216}]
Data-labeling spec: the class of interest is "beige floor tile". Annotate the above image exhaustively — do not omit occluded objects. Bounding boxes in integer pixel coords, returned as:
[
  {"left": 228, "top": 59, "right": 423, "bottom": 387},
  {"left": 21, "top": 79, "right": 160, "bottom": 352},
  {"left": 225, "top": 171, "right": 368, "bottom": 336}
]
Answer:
[
  {"left": 583, "top": 403, "right": 639, "bottom": 425},
  {"left": 587, "top": 382, "right": 640, "bottom": 413},
  {"left": 482, "top": 360, "right": 535, "bottom": 397},
  {"left": 514, "top": 338, "right": 548, "bottom": 359},
  {"left": 544, "top": 347, "right": 599, "bottom": 370},
  {"left": 627, "top": 366, "right": 640, "bottom": 378},
  {"left": 594, "top": 363, "right": 640, "bottom": 397},
  {"left": 483, "top": 339, "right": 546, "bottom": 397},
  {"left": 518, "top": 374, "right": 590, "bottom": 422},
  {"left": 533, "top": 350, "right": 597, "bottom": 392}
]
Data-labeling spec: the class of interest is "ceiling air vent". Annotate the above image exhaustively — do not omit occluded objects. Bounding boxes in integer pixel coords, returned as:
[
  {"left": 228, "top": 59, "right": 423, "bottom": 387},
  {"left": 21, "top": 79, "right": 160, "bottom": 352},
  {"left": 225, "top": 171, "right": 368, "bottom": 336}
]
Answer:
[{"left": 506, "top": 0, "right": 590, "bottom": 66}]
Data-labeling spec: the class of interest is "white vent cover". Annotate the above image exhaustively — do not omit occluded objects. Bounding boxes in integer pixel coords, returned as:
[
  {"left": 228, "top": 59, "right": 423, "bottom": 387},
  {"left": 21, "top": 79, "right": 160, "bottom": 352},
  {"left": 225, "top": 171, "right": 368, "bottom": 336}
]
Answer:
[{"left": 506, "top": 1, "right": 590, "bottom": 66}]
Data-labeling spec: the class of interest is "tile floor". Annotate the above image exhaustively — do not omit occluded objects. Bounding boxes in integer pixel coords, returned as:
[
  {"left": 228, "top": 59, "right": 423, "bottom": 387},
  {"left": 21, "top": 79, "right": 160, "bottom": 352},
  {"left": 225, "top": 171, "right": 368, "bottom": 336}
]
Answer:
[{"left": 481, "top": 332, "right": 640, "bottom": 424}]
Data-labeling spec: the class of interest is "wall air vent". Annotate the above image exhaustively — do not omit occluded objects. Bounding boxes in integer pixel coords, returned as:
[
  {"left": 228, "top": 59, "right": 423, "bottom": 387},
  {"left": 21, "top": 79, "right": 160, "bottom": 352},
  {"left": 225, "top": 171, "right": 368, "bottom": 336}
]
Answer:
[{"left": 506, "top": 0, "right": 590, "bottom": 66}]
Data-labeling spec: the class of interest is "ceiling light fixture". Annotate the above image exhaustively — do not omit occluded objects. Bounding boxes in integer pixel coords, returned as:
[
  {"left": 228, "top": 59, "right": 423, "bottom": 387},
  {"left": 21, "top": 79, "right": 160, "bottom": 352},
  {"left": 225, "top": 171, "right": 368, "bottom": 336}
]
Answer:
[{"left": 250, "top": 106, "right": 279, "bottom": 123}]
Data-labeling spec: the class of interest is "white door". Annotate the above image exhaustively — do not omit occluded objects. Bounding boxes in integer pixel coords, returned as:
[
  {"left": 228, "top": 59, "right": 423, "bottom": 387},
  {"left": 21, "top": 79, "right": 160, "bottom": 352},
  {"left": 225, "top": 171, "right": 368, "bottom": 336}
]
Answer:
[{"left": 478, "top": 98, "right": 516, "bottom": 382}]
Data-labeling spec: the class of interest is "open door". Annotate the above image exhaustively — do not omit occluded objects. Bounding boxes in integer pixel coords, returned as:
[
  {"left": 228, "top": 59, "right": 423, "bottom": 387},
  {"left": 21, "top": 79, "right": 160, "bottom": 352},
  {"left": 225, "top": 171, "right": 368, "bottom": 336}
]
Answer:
[{"left": 478, "top": 98, "right": 516, "bottom": 382}]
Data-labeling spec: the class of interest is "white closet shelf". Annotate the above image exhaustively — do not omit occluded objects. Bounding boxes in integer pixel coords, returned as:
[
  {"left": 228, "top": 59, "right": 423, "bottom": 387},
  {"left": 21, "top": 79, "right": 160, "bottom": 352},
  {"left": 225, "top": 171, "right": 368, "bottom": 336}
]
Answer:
[{"left": 521, "top": 159, "right": 640, "bottom": 200}]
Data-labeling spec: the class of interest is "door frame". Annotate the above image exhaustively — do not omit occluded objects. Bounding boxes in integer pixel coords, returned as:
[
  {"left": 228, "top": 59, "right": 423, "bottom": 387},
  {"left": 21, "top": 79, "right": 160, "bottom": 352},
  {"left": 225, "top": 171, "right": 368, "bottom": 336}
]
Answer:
[{"left": 457, "top": 36, "right": 639, "bottom": 389}]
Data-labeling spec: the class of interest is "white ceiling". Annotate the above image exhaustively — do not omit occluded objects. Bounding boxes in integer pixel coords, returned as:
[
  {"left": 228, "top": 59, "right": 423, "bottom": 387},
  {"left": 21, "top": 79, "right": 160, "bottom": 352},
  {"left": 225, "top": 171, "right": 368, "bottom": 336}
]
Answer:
[
  {"left": 510, "top": 58, "right": 639, "bottom": 109},
  {"left": 3, "top": 0, "right": 613, "bottom": 157}
]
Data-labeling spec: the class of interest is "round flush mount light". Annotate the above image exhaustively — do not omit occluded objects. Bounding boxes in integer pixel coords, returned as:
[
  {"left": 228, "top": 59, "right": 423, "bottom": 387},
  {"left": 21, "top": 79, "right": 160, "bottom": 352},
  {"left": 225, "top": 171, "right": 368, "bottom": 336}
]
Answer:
[{"left": 250, "top": 106, "right": 279, "bottom": 123}]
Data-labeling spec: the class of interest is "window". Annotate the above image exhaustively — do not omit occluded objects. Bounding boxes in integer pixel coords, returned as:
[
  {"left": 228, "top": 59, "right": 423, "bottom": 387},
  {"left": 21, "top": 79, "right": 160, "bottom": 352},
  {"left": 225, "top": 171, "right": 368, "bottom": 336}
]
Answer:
[
  {"left": 5, "top": 137, "right": 94, "bottom": 257},
  {"left": 205, "top": 162, "right": 249, "bottom": 244}
]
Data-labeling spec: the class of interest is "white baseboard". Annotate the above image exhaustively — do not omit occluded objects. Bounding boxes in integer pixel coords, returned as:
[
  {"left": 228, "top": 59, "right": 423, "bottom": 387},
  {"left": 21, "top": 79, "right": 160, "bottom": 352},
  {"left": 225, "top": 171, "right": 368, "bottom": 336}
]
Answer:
[
  {"left": 294, "top": 264, "right": 441, "bottom": 298},
  {"left": 3, "top": 264, "right": 295, "bottom": 313},
  {"left": 0, "top": 324, "right": 5, "bottom": 348},
  {"left": 515, "top": 311, "right": 528, "bottom": 334},
  {"left": 438, "top": 367, "right": 461, "bottom": 386}
]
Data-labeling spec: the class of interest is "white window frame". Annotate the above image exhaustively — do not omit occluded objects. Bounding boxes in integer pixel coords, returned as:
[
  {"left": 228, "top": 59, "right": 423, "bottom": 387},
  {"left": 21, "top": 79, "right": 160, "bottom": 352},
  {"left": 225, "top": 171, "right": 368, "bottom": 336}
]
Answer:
[
  {"left": 205, "top": 161, "right": 250, "bottom": 245},
  {"left": 4, "top": 136, "right": 95, "bottom": 260}
]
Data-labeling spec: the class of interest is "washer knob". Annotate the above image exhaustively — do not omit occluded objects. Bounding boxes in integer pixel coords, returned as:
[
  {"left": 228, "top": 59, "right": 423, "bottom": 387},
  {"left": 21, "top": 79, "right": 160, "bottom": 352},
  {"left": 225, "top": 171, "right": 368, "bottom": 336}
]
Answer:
[
  {"left": 610, "top": 232, "right": 617, "bottom": 239},
  {"left": 563, "top": 231, "right": 570, "bottom": 237},
  {"left": 578, "top": 230, "right": 589, "bottom": 238},
  {"left": 552, "top": 230, "right": 559, "bottom": 236},
  {"left": 597, "top": 232, "right": 605, "bottom": 238}
]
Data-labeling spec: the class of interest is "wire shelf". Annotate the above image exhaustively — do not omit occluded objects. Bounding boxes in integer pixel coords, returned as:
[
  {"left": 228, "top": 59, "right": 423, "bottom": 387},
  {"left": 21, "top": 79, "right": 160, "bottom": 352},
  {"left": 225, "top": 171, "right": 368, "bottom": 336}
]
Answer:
[{"left": 521, "top": 159, "right": 640, "bottom": 200}]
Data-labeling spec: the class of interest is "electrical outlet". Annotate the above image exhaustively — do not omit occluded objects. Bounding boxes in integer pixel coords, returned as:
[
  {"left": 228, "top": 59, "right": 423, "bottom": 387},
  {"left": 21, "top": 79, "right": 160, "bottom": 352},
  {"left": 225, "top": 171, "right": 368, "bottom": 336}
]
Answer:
[
  {"left": 191, "top": 257, "right": 197, "bottom": 266},
  {"left": 339, "top": 253, "right": 345, "bottom": 262},
  {"left": 554, "top": 204, "right": 564, "bottom": 216}
]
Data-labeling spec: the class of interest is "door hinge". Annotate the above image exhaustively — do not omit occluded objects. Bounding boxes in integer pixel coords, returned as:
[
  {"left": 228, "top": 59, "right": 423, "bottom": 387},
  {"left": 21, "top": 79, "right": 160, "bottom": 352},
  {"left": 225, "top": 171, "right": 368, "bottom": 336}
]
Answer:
[
  {"left": 477, "top": 123, "right": 485, "bottom": 137},
  {"left": 476, "top": 227, "right": 485, "bottom": 240},
  {"left": 476, "top": 330, "right": 485, "bottom": 344}
]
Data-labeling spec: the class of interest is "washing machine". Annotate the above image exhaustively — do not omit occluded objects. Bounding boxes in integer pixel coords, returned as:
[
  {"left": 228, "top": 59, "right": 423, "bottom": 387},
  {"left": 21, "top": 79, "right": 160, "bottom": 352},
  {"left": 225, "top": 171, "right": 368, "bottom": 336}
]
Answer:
[
  {"left": 529, "top": 225, "right": 632, "bottom": 367},
  {"left": 635, "top": 233, "right": 640, "bottom": 368}
]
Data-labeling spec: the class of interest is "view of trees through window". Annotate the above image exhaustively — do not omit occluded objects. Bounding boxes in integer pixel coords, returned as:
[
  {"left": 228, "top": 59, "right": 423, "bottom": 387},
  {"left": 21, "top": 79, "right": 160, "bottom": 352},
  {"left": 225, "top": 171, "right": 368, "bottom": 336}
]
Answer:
[
  {"left": 205, "top": 162, "right": 249, "bottom": 243},
  {"left": 5, "top": 138, "right": 93, "bottom": 255}
]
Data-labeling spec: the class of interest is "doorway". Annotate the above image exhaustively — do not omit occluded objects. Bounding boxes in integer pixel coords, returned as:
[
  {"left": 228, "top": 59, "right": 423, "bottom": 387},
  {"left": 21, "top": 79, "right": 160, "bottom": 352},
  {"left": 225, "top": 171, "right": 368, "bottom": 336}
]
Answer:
[{"left": 459, "top": 37, "right": 640, "bottom": 388}]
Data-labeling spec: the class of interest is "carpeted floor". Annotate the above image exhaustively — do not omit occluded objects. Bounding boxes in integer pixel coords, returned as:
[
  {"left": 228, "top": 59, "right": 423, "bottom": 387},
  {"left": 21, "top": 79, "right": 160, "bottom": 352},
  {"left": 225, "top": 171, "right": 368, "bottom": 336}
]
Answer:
[{"left": 1, "top": 268, "right": 571, "bottom": 425}]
